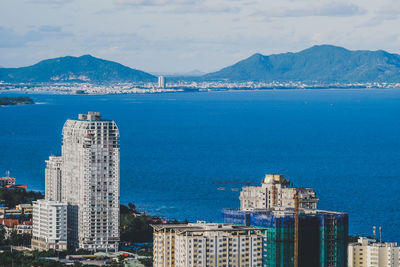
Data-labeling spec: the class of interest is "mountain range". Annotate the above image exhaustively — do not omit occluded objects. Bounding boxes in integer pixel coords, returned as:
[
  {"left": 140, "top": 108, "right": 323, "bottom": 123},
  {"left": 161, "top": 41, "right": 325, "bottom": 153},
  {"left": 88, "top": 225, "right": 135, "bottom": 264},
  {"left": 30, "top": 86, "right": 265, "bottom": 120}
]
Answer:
[{"left": 1, "top": 45, "right": 400, "bottom": 83}]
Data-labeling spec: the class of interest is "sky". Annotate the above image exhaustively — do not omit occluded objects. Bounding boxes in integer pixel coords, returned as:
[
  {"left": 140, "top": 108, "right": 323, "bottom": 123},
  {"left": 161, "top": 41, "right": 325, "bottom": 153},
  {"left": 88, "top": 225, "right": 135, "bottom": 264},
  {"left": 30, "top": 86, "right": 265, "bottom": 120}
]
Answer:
[{"left": 1, "top": 0, "right": 400, "bottom": 74}]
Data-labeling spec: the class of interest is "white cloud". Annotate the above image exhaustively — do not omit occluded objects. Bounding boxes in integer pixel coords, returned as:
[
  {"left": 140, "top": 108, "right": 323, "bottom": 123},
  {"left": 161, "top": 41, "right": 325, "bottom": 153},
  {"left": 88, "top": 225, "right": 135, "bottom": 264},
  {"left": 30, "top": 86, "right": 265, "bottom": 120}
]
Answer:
[
  {"left": 114, "top": 0, "right": 201, "bottom": 6},
  {"left": 172, "top": 4, "right": 241, "bottom": 14},
  {"left": 25, "top": 0, "right": 74, "bottom": 5},
  {"left": 254, "top": 1, "right": 366, "bottom": 18},
  {"left": 361, "top": 5, "right": 400, "bottom": 26},
  {"left": 114, "top": 0, "right": 240, "bottom": 14},
  {"left": 1, "top": 0, "right": 400, "bottom": 72},
  {"left": 0, "top": 26, "right": 71, "bottom": 48}
]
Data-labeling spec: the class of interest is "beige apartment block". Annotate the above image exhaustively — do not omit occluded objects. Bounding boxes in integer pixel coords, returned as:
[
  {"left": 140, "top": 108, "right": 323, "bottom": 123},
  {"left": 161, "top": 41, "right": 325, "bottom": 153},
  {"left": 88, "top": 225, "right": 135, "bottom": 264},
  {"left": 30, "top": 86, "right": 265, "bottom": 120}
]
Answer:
[
  {"left": 152, "top": 221, "right": 266, "bottom": 267},
  {"left": 348, "top": 237, "right": 400, "bottom": 267},
  {"left": 239, "top": 174, "right": 318, "bottom": 211}
]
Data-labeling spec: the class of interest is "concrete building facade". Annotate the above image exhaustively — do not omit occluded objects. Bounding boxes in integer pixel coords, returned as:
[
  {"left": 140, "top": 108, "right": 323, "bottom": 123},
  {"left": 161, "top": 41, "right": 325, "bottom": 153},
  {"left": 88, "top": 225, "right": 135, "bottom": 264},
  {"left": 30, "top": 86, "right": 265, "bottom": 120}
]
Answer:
[
  {"left": 239, "top": 174, "right": 318, "bottom": 211},
  {"left": 61, "top": 112, "right": 120, "bottom": 251},
  {"left": 348, "top": 237, "right": 400, "bottom": 267},
  {"left": 152, "top": 222, "right": 266, "bottom": 267},
  {"left": 45, "top": 156, "right": 63, "bottom": 202},
  {"left": 32, "top": 199, "right": 68, "bottom": 251}
]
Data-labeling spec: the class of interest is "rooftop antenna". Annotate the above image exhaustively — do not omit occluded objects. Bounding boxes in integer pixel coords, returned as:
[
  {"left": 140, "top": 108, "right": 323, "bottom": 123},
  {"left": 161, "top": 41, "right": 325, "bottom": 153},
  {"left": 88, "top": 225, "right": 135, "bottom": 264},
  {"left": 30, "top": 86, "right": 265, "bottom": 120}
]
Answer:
[
  {"left": 373, "top": 226, "right": 376, "bottom": 241},
  {"left": 6, "top": 170, "right": 10, "bottom": 178},
  {"left": 379, "top": 226, "right": 382, "bottom": 243}
]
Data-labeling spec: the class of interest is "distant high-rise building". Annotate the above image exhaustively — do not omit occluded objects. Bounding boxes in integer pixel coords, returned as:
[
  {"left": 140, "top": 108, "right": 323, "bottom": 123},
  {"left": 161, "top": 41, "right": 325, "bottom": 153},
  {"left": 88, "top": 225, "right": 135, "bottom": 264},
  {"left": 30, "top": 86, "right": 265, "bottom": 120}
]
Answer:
[
  {"left": 152, "top": 221, "right": 266, "bottom": 267},
  {"left": 61, "top": 112, "right": 120, "bottom": 251},
  {"left": 158, "top": 76, "right": 165, "bottom": 88},
  {"left": 348, "top": 237, "right": 400, "bottom": 267},
  {"left": 239, "top": 174, "right": 318, "bottom": 211},
  {"left": 45, "top": 156, "right": 63, "bottom": 201},
  {"left": 32, "top": 199, "right": 68, "bottom": 251}
]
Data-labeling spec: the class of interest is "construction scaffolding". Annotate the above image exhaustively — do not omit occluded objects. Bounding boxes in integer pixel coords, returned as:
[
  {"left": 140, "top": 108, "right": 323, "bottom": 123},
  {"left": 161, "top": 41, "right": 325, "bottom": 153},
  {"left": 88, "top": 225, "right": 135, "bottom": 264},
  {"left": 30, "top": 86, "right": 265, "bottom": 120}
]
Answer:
[{"left": 222, "top": 209, "right": 348, "bottom": 267}]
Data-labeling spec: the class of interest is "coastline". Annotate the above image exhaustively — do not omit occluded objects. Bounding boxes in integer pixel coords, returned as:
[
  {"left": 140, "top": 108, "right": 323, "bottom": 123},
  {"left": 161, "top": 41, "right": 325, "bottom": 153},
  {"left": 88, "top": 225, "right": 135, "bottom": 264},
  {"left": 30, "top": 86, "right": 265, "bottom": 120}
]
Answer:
[{"left": 2, "top": 86, "right": 400, "bottom": 96}]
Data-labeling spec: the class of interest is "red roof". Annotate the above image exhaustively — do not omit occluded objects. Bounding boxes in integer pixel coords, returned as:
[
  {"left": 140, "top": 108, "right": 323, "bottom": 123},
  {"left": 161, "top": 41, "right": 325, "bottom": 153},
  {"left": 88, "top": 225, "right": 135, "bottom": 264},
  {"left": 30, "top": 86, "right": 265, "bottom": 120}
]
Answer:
[{"left": 0, "top": 219, "right": 32, "bottom": 227}]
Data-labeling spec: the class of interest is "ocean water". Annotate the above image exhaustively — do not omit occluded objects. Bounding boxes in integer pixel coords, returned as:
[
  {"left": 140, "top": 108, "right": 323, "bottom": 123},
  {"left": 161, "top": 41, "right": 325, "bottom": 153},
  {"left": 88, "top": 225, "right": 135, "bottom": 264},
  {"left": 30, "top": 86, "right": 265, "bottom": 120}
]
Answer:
[{"left": 1, "top": 89, "right": 400, "bottom": 241}]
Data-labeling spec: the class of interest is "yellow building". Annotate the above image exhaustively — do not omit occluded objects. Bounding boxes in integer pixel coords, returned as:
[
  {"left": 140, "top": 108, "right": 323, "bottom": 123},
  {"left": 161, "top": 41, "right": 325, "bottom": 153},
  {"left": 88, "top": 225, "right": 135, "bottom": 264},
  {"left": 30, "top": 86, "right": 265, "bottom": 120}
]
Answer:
[
  {"left": 16, "top": 204, "right": 33, "bottom": 214},
  {"left": 152, "top": 221, "right": 266, "bottom": 267},
  {"left": 348, "top": 237, "right": 400, "bottom": 267}
]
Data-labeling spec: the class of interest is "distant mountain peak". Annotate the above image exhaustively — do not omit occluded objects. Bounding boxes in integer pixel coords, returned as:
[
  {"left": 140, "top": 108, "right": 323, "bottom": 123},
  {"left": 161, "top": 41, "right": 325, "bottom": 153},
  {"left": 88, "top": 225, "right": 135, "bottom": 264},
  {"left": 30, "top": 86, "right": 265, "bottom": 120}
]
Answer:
[
  {"left": 250, "top": 52, "right": 264, "bottom": 58},
  {"left": 0, "top": 55, "right": 156, "bottom": 83},
  {"left": 202, "top": 45, "right": 400, "bottom": 83}
]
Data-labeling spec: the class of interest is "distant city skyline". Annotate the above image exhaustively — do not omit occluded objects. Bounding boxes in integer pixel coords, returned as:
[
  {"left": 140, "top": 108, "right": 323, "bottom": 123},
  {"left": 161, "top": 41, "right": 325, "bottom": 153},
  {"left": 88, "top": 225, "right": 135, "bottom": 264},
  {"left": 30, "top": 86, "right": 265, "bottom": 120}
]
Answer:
[{"left": 1, "top": 0, "right": 400, "bottom": 73}]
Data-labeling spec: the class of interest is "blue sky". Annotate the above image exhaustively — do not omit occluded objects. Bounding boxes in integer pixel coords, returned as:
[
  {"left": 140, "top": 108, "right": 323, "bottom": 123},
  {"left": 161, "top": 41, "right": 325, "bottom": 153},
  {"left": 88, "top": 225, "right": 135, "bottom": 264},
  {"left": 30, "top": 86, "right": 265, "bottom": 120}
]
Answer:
[{"left": 1, "top": 0, "right": 399, "bottom": 73}]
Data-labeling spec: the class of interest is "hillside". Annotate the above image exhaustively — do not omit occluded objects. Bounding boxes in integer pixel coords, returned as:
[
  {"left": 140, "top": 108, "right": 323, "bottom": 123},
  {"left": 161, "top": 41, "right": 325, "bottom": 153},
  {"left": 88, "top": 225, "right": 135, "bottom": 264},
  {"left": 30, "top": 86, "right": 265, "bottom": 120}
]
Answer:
[
  {"left": 202, "top": 45, "right": 400, "bottom": 82},
  {"left": 0, "top": 55, "right": 156, "bottom": 83}
]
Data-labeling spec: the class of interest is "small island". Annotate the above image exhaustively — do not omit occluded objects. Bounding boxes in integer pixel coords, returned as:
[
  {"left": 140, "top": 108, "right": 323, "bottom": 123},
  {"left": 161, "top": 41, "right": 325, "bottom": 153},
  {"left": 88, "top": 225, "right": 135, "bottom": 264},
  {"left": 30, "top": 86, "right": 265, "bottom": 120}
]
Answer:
[{"left": 0, "top": 96, "right": 34, "bottom": 106}]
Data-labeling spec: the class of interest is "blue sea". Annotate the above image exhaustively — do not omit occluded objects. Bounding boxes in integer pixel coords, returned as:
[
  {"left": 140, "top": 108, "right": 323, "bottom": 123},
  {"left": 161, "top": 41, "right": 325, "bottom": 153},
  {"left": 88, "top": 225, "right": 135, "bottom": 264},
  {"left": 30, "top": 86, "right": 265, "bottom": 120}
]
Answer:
[{"left": 1, "top": 89, "right": 400, "bottom": 241}]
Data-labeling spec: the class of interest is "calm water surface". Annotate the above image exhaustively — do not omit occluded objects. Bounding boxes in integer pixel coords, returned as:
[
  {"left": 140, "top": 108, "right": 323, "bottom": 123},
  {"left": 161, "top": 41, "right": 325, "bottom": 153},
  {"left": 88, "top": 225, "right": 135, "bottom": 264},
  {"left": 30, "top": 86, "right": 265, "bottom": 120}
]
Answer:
[{"left": 1, "top": 89, "right": 400, "bottom": 240}]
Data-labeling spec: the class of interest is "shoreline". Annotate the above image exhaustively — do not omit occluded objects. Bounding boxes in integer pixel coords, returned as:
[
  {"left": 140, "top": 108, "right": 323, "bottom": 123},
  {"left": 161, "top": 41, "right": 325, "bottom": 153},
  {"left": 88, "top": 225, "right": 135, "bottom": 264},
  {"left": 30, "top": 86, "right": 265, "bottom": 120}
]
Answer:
[{"left": 2, "top": 87, "right": 400, "bottom": 96}]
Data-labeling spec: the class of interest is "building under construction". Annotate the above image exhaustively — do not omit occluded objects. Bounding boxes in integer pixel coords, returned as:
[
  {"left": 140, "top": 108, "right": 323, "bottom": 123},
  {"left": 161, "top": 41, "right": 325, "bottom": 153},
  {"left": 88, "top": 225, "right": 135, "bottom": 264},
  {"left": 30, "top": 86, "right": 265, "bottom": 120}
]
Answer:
[
  {"left": 222, "top": 173, "right": 348, "bottom": 267},
  {"left": 223, "top": 208, "right": 348, "bottom": 267}
]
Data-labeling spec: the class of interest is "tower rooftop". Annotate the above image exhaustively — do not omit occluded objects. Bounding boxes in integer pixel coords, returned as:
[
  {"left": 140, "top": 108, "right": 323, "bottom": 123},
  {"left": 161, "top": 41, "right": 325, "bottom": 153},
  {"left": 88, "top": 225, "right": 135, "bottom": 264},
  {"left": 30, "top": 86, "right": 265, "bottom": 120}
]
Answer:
[
  {"left": 78, "top": 111, "right": 102, "bottom": 121},
  {"left": 263, "top": 174, "right": 289, "bottom": 185}
]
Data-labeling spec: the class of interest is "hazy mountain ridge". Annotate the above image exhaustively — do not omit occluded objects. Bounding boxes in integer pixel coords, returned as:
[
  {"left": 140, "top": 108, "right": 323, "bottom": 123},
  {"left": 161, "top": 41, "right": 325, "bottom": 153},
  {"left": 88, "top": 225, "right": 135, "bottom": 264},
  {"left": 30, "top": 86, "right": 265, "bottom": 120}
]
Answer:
[
  {"left": 202, "top": 45, "right": 400, "bottom": 82},
  {"left": 1, "top": 45, "right": 400, "bottom": 84},
  {"left": 0, "top": 55, "right": 156, "bottom": 83}
]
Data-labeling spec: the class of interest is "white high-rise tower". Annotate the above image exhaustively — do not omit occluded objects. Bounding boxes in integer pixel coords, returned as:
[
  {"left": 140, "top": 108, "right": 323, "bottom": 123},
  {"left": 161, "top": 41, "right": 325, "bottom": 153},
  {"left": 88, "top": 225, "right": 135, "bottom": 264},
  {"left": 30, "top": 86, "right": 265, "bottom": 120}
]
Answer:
[
  {"left": 61, "top": 112, "right": 120, "bottom": 251},
  {"left": 158, "top": 76, "right": 165, "bottom": 88}
]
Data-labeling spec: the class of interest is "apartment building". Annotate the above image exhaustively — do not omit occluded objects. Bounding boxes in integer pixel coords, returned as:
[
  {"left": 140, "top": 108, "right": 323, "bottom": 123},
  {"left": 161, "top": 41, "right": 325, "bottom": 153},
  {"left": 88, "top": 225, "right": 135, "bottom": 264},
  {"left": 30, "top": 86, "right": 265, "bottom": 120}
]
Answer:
[
  {"left": 31, "top": 199, "right": 68, "bottom": 251},
  {"left": 239, "top": 174, "right": 318, "bottom": 211},
  {"left": 45, "top": 155, "right": 63, "bottom": 201},
  {"left": 61, "top": 112, "right": 120, "bottom": 251},
  {"left": 348, "top": 237, "right": 400, "bottom": 267},
  {"left": 152, "top": 221, "right": 266, "bottom": 267}
]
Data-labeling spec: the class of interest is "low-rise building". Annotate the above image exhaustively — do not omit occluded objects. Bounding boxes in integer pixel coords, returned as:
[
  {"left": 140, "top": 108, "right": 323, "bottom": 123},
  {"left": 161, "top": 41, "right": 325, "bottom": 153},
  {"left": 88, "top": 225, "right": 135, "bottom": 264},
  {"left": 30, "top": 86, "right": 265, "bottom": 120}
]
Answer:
[
  {"left": 348, "top": 237, "right": 400, "bottom": 267},
  {"left": 0, "top": 208, "right": 22, "bottom": 219},
  {"left": 0, "top": 173, "right": 15, "bottom": 188},
  {"left": 0, "top": 218, "right": 32, "bottom": 238},
  {"left": 152, "top": 221, "right": 266, "bottom": 267},
  {"left": 16, "top": 204, "right": 33, "bottom": 215},
  {"left": 32, "top": 199, "right": 68, "bottom": 251}
]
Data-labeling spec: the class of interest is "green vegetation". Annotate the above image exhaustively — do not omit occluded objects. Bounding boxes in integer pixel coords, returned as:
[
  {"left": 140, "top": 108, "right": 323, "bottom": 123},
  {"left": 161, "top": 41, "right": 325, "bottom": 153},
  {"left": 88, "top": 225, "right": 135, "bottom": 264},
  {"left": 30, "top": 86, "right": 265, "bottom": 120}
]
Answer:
[
  {"left": 120, "top": 203, "right": 154, "bottom": 243},
  {"left": 120, "top": 202, "right": 187, "bottom": 243},
  {"left": 0, "top": 249, "right": 123, "bottom": 267},
  {"left": 0, "top": 97, "right": 34, "bottom": 106},
  {"left": 0, "top": 230, "right": 31, "bottom": 246},
  {"left": 0, "top": 250, "right": 64, "bottom": 267},
  {"left": 0, "top": 188, "right": 43, "bottom": 207}
]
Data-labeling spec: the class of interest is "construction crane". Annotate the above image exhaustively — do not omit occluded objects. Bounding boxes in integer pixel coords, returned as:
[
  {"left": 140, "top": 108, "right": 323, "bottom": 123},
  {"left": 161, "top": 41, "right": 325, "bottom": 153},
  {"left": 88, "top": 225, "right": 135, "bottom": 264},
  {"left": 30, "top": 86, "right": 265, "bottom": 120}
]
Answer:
[{"left": 294, "top": 192, "right": 299, "bottom": 267}]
